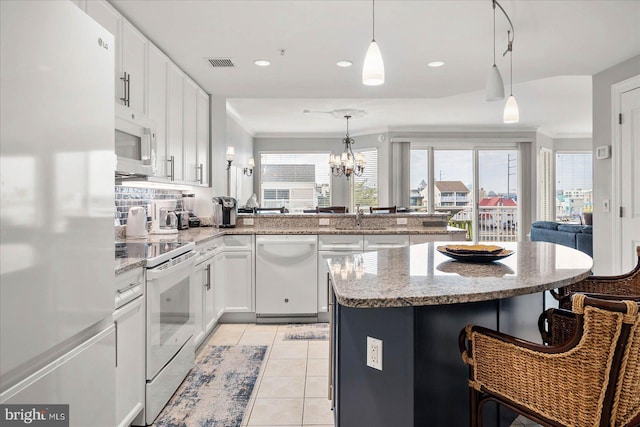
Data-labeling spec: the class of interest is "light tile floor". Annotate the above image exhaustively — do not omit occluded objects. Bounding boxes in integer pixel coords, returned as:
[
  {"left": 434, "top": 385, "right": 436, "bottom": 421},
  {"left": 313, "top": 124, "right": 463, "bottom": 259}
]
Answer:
[
  {"left": 206, "top": 323, "right": 334, "bottom": 427},
  {"left": 204, "top": 323, "right": 541, "bottom": 427}
]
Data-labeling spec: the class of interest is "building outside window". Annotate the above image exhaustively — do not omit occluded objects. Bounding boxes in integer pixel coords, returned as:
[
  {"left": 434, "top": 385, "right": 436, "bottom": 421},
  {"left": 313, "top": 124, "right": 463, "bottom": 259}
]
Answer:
[
  {"left": 259, "top": 153, "right": 331, "bottom": 212},
  {"left": 555, "top": 152, "right": 593, "bottom": 223}
]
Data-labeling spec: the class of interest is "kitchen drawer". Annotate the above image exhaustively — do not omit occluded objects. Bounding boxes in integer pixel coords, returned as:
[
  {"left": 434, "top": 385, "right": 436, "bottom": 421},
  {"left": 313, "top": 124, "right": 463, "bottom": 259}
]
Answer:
[
  {"left": 318, "top": 235, "right": 364, "bottom": 251},
  {"left": 223, "top": 234, "right": 252, "bottom": 251},
  {"left": 409, "top": 234, "right": 452, "bottom": 245},
  {"left": 364, "top": 234, "right": 409, "bottom": 251},
  {"left": 115, "top": 268, "right": 144, "bottom": 308},
  {"left": 196, "top": 236, "right": 223, "bottom": 263}
]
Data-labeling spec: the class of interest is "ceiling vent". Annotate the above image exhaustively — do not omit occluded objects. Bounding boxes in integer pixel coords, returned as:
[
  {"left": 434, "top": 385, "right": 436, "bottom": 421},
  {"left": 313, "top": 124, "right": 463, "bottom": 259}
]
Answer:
[{"left": 207, "top": 58, "right": 235, "bottom": 68}]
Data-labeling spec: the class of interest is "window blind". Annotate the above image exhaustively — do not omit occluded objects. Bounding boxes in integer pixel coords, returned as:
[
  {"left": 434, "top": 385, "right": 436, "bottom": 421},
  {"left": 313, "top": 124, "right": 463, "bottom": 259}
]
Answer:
[
  {"left": 352, "top": 149, "right": 378, "bottom": 211},
  {"left": 555, "top": 152, "right": 593, "bottom": 222},
  {"left": 259, "top": 153, "right": 331, "bottom": 211}
]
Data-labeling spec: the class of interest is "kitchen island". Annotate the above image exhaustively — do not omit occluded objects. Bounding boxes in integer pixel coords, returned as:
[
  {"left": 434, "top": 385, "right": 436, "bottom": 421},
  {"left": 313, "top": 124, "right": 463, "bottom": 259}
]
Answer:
[{"left": 327, "top": 241, "right": 593, "bottom": 427}]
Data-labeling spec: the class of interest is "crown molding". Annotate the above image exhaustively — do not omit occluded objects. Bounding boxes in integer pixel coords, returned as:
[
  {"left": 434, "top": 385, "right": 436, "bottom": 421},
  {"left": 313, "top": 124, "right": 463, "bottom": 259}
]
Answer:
[{"left": 226, "top": 103, "right": 256, "bottom": 137}]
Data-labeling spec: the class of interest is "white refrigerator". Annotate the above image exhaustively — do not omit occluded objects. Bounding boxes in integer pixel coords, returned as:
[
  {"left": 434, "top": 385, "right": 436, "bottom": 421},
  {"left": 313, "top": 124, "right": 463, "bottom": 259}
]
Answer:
[{"left": 1, "top": 1, "right": 116, "bottom": 425}]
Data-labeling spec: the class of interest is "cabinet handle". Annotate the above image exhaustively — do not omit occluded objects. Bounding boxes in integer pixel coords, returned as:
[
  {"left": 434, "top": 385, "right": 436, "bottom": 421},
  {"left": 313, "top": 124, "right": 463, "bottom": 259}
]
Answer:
[
  {"left": 167, "top": 156, "right": 175, "bottom": 181},
  {"left": 198, "top": 164, "right": 204, "bottom": 184},
  {"left": 114, "top": 321, "right": 118, "bottom": 368},
  {"left": 120, "top": 72, "right": 130, "bottom": 107}
]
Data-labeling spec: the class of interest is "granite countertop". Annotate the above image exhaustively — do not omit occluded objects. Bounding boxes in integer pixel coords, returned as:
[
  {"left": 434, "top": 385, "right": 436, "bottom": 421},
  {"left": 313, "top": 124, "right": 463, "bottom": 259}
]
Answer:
[
  {"left": 115, "top": 225, "right": 465, "bottom": 274},
  {"left": 328, "top": 241, "right": 593, "bottom": 308}
]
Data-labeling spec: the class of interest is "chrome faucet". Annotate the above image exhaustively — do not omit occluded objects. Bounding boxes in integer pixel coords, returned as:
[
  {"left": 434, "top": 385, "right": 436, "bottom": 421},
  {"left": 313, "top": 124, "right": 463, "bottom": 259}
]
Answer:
[{"left": 355, "top": 204, "right": 364, "bottom": 228}]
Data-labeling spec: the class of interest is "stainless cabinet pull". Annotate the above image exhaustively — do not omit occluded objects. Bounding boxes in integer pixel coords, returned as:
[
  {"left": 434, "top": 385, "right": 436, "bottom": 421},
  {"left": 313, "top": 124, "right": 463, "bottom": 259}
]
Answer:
[
  {"left": 114, "top": 321, "right": 118, "bottom": 368},
  {"left": 167, "top": 156, "right": 175, "bottom": 181},
  {"left": 120, "top": 72, "right": 130, "bottom": 107},
  {"left": 198, "top": 164, "right": 204, "bottom": 184}
]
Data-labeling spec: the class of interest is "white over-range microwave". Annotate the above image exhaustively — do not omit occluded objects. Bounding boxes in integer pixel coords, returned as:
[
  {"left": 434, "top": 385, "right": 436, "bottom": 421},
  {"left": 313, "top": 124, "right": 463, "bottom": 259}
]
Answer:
[{"left": 115, "top": 107, "right": 156, "bottom": 176}]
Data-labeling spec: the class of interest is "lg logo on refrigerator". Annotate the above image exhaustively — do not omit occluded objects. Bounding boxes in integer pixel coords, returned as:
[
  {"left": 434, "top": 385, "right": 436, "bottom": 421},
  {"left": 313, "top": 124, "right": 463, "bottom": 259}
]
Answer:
[{"left": 97, "top": 37, "right": 108, "bottom": 50}]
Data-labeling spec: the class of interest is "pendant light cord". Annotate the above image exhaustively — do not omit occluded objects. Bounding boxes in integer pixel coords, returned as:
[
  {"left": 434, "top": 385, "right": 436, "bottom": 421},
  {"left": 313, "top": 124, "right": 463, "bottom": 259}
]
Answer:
[
  {"left": 492, "top": 0, "right": 496, "bottom": 64},
  {"left": 509, "top": 31, "right": 513, "bottom": 96},
  {"left": 372, "top": 0, "right": 376, "bottom": 41}
]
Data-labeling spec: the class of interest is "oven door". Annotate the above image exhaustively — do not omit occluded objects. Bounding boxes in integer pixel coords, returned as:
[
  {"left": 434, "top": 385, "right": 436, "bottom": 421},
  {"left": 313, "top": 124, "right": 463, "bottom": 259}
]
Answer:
[{"left": 145, "top": 252, "right": 195, "bottom": 380}]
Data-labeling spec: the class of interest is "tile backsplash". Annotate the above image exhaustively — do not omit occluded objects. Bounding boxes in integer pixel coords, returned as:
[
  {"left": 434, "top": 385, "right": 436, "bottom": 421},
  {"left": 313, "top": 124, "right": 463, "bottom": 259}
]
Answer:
[{"left": 115, "top": 185, "right": 184, "bottom": 225}]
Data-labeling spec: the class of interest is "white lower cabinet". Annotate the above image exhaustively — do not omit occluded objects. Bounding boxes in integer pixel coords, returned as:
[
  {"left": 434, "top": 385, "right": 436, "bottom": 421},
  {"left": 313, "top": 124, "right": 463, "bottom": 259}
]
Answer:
[
  {"left": 223, "top": 235, "right": 254, "bottom": 313},
  {"left": 194, "top": 238, "right": 223, "bottom": 347},
  {"left": 114, "top": 268, "right": 145, "bottom": 427},
  {"left": 317, "top": 235, "right": 365, "bottom": 316},
  {"left": 210, "top": 251, "right": 225, "bottom": 327}
]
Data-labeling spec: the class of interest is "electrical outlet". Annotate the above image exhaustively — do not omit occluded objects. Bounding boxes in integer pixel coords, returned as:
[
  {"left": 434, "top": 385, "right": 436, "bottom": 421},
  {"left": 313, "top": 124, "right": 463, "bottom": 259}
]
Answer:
[
  {"left": 366, "top": 336, "right": 383, "bottom": 371},
  {"left": 603, "top": 199, "right": 610, "bottom": 213},
  {"left": 397, "top": 218, "right": 408, "bottom": 225},
  {"left": 319, "top": 218, "right": 330, "bottom": 226},
  {"left": 243, "top": 218, "right": 254, "bottom": 226}
]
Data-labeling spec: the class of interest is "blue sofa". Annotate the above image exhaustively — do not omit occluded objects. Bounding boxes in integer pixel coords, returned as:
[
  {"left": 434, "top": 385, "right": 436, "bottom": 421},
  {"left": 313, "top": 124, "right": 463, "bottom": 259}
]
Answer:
[{"left": 530, "top": 221, "right": 593, "bottom": 257}]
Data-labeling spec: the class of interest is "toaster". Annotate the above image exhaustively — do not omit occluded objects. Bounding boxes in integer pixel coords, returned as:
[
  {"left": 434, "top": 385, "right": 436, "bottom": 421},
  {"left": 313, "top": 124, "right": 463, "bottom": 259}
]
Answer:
[{"left": 176, "top": 211, "right": 190, "bottom": 230}]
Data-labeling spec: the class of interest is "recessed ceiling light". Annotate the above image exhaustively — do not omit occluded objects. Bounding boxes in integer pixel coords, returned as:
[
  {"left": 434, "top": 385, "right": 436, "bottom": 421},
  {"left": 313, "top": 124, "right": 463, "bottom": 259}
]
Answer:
[
  {"left": 253, "top": 59, "right": 271, "bottom": 67},
  {"left": 336, "top": 60, "right": 353, "bottom": 68},
  {"left": 428, "top": 61, "right": 445, "bottom": 68}
]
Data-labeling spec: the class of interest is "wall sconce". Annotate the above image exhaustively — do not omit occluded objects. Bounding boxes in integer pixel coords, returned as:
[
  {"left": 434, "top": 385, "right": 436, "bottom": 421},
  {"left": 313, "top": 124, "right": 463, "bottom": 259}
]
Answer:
[
  {"left": 226, "top": 146, "right": 235, "bottom": 170},
  {"left": 243, "top": 157, "right": 255, "bottom": 176}
]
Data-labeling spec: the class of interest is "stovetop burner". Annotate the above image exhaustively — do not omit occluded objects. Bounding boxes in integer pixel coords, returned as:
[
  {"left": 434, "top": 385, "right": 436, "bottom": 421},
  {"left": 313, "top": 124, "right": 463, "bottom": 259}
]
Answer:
[{"left": 115, "top": 241, "right": 195, "bottom": 268}]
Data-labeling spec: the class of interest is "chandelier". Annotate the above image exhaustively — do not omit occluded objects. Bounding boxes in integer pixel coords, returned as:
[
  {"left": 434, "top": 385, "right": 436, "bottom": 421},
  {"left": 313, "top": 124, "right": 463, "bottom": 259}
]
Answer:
[{"left": 329, "top": 115, "right": 365, "bottom": 180}]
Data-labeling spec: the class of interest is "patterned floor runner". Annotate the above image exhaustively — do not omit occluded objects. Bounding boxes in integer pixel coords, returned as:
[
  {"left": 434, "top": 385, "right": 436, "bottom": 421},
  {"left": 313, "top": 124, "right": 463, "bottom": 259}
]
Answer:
[
  {"left": 153, "top": 345, "right": 267, "bottom": 427},
  {"left": 283, "top": 323, "right": 330, "bottom": 340}
]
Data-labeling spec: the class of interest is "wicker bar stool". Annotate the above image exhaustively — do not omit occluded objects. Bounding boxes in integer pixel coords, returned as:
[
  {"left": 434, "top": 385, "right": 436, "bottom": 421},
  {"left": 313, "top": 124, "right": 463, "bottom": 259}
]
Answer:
[
  {"left": 551, "top": 246, "right": 640, "bottom": 310},
  {"left": 459, "top": 294, "right": 640, "bottom": 427}
]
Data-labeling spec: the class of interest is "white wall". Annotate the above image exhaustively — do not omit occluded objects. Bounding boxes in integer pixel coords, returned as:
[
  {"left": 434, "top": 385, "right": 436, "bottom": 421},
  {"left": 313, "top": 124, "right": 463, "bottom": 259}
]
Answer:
[
  {"left": 227, "top": 113, "right": 255, "bottom": 204},
  {"left": 210, "top": 97, "right": 227, "bottom": 199},
  {"left": 592, "top": 55, "right": 640, "bottom": 275},
  {"left": 253, "top": 134, "right": 390, "bottom": 208}
]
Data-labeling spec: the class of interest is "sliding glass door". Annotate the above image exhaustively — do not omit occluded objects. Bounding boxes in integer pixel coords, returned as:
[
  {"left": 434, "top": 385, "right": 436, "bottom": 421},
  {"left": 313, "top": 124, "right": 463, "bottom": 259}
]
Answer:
[
  {"left": 410, "top": 145, "right": 520, "bottom": 242},
  {"left": 478, "top": 150, "right": 518, "bottom": 241}
]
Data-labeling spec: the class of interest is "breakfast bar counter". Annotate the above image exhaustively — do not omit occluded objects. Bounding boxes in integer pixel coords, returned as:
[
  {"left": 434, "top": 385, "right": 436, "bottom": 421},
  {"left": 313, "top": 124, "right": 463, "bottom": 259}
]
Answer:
[{"left": 327, "top": 241, "right": 593, "bottom": 427}]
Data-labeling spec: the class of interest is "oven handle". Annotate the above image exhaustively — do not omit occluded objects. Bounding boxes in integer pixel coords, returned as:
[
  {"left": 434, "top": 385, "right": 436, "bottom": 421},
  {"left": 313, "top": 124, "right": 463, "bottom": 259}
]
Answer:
[{"left": 146, "top": 251, "right": 196, "bottom": 280}]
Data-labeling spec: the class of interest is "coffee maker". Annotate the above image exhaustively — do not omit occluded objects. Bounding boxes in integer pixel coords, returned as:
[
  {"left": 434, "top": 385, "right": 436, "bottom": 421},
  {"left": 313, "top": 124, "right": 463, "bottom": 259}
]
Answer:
[
  {"left": 150, "top": 200, "right": 178, "bottom": 234},
  {"left": 212, "top": 197, "right": 237, "bottom": 228}
]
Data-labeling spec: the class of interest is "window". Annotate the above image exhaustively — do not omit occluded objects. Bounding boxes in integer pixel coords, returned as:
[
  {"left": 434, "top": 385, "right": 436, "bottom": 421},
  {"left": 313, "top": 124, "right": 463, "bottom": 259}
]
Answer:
[
  {"left": 259, "top": 153, "right": 331, "bottom": 212},
  {"left": 555, "top": 152, "right": 592, "bottom": 223},
  {"left": 352, "top": 149, "right": 378, "bottom": 211}
]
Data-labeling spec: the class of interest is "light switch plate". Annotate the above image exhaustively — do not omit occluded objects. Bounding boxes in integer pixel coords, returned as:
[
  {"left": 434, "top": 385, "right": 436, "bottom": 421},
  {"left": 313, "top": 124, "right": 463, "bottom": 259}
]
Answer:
[
  {"left": 319, "top": 218, "right": 330, "bottom": 226},
  {"left": 243, "top": 218, "right": 254, "bottom": 226},
  {"left": 366, "top": 336, "right": 383, "bottom": 371},
  {"left": 397, "top": 218, "right": 408, "bottom": 225}
]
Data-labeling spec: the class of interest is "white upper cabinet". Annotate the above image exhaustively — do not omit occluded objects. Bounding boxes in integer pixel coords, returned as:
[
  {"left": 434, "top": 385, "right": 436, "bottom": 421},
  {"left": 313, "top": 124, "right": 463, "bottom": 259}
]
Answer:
[
  {"left": 167, "top": 63, "right": 184, "bottom": 182},
  {"left": 196, "top": 89, "right": 210, "bottom": 186},
  {"left": 84, "top": 0, "right": 210, "bottom": 185},
  {"left": 86, "top": 1, "right": 146, "bottom": 115},
  {"left": 183, "top": 79, "right": 198, "bottom": 184},
  {"left": 121, "top": 21, "right": 146, "bottom": 114},
  {"left": 147, "top": 45, "right": 169, "bottom": 179}
]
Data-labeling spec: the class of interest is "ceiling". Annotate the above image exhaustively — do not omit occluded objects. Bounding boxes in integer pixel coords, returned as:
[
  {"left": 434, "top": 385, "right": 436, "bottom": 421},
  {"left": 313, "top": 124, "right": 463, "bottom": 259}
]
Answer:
[{"left": 111, "top": 0, "right": 640, "bottom": 137}]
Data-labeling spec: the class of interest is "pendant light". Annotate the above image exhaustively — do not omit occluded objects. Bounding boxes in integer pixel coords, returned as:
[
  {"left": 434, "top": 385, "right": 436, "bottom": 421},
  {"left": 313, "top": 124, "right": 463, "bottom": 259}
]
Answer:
[
  {"left": 503, "top": 30, "right": 519, "bottom": 123},
  {"left": 362, "top": 0, "right": 384, "bottom": 86},
  {"left": 485, "top": 0, "right": 504, "bottom": 101}
]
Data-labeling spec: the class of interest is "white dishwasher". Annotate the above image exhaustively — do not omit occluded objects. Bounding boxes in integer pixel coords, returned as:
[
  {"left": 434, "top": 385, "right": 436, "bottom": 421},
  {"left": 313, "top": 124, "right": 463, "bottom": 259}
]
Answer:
[{"left": 256, "top": 235, "right": 318, "bottom": 322}]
